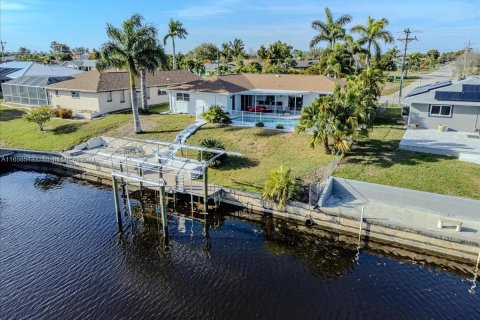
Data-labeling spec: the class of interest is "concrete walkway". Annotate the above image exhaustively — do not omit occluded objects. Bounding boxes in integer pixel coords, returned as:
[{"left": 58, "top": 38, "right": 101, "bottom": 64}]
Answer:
[
  {"left": 168, "top": 119, "right": 207, "bottom": 156},
  {"left": 321, "top": 178, "right": 480, "bottom": 244},
  {"left": 380, "top": 63, "right": 456, "bottom": 104}
]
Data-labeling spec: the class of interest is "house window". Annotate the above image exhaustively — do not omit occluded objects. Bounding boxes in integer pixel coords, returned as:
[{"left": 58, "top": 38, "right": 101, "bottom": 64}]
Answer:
[
  {"left": 429, "top": 105, "right": 453, "bottom": 117},
  {"left": 106, "top": 91, "right": 112, "bottom": 102},
  {"left": 55, "top": 90, "right": 59, "bottom": 97},
  {"left": 176, "top": 93, "right": 190, "bottom": 101},
  {"left": 158, "top": 89, "right": 167, "bottom": 96},
  {"left": 147, "top": 89, "right": 150, "bottom": 99},
  {"left": 120, "top": 90, "right": 125, "bottom": 103},
  {"left": 71, "top": 91, "right": 80, "bottom": 98}
]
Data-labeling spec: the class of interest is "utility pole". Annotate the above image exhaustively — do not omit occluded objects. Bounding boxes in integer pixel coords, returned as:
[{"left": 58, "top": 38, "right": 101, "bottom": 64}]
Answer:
[
  {"left": 462, "top": 41, "right": 474, "bottom": 78},
  {"left": 397, "top": 28, "right": 417, "bottom": 104},
  {"left": 0, "top": 41, "right": 6, "bottom": 64},
  {"left": 217, "top": 48, "right": 220, "bottom": 76}
]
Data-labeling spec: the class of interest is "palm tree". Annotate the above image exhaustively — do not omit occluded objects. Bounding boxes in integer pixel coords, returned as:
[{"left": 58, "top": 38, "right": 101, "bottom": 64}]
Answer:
[
  {"left": 163, "top": 19, "right": 188, "bottom": 70},
  {"left": 98, "top": 13, "right": 157, "bottom": 133},
  {"left": 310, "top": 7, "right": 352, "bottom": 49},
  {"left": 262, "top": 166, "right": 297, "bottom": 208},
  {"left": 351, "top": 17, "right": 393, "bottom": 67},
  {"left": 230, "top": 38, "right": 245, "bottom": 60},
  {"left": 220, "top": 42, "right": 232, "bottom": 62},
  {"left": 296, "top": 97, "right": 332, "bottom": 154},
  {"left": 343, "top": 35, "right": 366, "bottom": 71},
  {"left": 138, "top": 39, "right": 167, "bottom": 113}
]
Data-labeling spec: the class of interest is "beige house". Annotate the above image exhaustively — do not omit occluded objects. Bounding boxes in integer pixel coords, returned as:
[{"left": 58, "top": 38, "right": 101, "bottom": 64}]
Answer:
[
  {"left": 166, "top": 73, "right": 345, "bottom": 116},
  {"left": 47, "top": 70, "right": 200, "bottom": 119}
]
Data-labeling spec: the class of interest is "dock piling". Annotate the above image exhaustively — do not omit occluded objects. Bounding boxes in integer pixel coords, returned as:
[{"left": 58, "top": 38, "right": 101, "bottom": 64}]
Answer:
[{"left": 112, "top": 175, "right": 122, "bottom": 229}]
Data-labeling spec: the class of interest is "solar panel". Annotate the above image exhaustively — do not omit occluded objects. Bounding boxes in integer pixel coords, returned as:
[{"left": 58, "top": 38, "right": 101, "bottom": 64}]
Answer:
[
  {"left": 406, "top": 80, "right": 452, "bottom": 98},
  {"left": 463, "top": 84, "right": 480, "bottom": 92},
  {"left": 435, "top": 91, "right": 480, "bottom": 102}
]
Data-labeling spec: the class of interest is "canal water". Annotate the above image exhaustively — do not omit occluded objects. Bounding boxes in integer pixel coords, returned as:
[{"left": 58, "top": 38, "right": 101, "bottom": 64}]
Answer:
[{"left": 1, "top": 169, "right": 479, "bottom": 319}]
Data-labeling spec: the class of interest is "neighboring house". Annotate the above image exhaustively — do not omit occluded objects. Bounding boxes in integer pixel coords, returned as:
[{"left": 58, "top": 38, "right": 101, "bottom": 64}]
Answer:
[
  {"left": 202, "top": 62, "right": 236, "bottom": 77},
  {"left": 62, "top": 59, "right": 98, "bottom": 71},
  {"left": 46, "top": 69, "right": 201, "bottom": 119},
  {"left": 0, "top": 61, "right": 82, "bottom": 103},
  {"left": 404, "top": 77, "right": 480, "bottom": 132},
  {"left": 166, "top": 73, "right": 345, "bottom": 116},
  {"left": 292, "top": 60, "right": 318, "bottom": 71},
  {"left": 400, "top": 77, "right": 480, "bottom": 162}
]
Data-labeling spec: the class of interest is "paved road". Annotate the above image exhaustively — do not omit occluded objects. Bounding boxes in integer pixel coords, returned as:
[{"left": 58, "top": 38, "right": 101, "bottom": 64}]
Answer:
[{"left": 379, "top": 63, "right": 456, "bottom": 104}]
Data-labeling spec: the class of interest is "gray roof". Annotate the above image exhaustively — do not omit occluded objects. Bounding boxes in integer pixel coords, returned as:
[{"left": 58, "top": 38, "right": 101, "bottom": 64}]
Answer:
[
  {"left": 3, "top": 75, "right": 74, "bottom": 87},
  {"left": 404, "top": 77, "right": 480, "bottom": 106},
  {"left": 63, "top": 59, "right": 98, "bottom": 68},
  {"left": 0, "top": 61, "right": 83, "bottom": 78}
]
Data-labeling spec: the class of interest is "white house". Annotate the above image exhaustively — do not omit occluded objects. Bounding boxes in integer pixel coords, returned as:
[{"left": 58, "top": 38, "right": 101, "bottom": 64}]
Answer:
[
  {"left": 404, "top": 77, "right": 480, "bottom": 132},
  {"left": 46, "top": 70, "right": 201, "bottom": 119},
  {"left": 166, "top": 73, "right": 345, "bottom": 117}
]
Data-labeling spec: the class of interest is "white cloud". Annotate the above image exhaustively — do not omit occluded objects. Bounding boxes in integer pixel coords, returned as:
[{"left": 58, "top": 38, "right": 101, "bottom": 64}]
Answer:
[{"left": 1, "top": 1, "right": 29, "bottom": 10}]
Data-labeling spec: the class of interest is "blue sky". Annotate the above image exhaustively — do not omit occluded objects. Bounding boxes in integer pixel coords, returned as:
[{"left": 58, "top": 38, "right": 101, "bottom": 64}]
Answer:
[{"left": 1, "top": 0, "right": 479, "bottom": 54}]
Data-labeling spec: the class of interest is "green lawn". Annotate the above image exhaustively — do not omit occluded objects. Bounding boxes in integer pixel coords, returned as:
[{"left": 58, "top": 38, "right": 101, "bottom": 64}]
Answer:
[
  {"left": 187, "top": 124, "right": 333, "bottom": 192},
  {"left": 334, "top": 108, "right": 480, "bottom": 199},
  {"left": 381, "top": 76, "right": 419, "bottom": 96},
  {"left": 0, "top": 104, "right": 194, "bottom": 151}
]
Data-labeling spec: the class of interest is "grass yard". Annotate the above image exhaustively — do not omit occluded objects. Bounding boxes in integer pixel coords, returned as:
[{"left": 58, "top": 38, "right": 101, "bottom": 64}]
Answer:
[
  {"left": 0, "top": 104, "right": 194, "bottom": 151},
  {"left": 381, "top": 76, "right": 419, "bottom": 96},
  {"left": 187, "top": 124, "right": 333, "bottom": 193},
  {"left": 334, "top": 107, "right": 480, "bottom": 199}
]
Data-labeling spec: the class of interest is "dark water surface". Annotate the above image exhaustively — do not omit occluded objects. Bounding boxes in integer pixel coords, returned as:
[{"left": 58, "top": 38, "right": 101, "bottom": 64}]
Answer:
[{"left": 1, "top": 169, "right": 479, "bottom": 320}]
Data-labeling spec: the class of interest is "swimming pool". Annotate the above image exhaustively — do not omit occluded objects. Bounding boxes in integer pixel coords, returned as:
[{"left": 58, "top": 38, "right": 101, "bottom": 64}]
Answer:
[{"left": 231, "top": 115, "right": 299, "bottom": 130}]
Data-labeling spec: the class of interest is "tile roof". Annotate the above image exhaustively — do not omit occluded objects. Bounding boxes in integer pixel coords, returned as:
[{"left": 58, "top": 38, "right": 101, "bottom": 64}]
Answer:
[
  {"left": 47, "top": 69, "right": 202, "bottom": 92},
  {"left": 167, "top": 73, "right": 345, "bottom": 94}
]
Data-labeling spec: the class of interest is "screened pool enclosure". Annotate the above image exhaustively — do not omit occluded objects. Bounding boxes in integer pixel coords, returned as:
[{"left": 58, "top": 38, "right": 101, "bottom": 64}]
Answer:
[{"left": 1, "top": 76, "right": 72, "bottom": 106}]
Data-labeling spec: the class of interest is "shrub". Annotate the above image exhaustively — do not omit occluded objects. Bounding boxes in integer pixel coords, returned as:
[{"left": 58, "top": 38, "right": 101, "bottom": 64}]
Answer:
[
  {"left": 58, "top": 108, "right": 73, "bottom": 119},
  {"left": 262, "top": 166, "right": 297, "bottom": 208},
  {"left": 198, "top": 138, "right": 227, "bottom": 167},
  {"left": 52, "top": 108, "right": 60, "bottom": 117},
  {"left": 23, "top": 106, "right": 52, "bottom": 131},
  {"left": 255, "top": 122, "right": 264, "bottom": 127},
  {"left": 276, "top": 124, "right": 284, "bottom": 129},
  {"left": 202, "top": 105, "right": 231, "bottom": 124}
]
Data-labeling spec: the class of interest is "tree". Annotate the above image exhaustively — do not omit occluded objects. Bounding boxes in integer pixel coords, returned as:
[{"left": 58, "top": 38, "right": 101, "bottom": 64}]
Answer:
[
  {"left": 351, "top": 17, "right": 393, "bottom": 67},
  {"left": 407, "top": 52, "right": 422, "bottom": 75},
  {"left": 188, "top": 43, "right": 218, "bottom": 62},
  {"left": 198, "top": 138, "right": 227, "bottom": 167},
  {"left": 296, "top": 98, "right": 331, "bottom": 154},
  {"left": 220, "top": 42, "right": 232, "bottom": 62},
  {"left": 24, "top": 106, "right": 52, "bottom": 131},
  {"left": 138, "top": 38, "right": 167, "bottom": 113},
  {"left": 180, "top": 56, "right": 205, "bottom": 75},
  {"left": 262, "top": 166, "right": 297, "bottom": 208},
  {"left": 50, "top": 41, "right": 72, "bottom": 61},
  {"left": 98, "top": 13, "right": 160, "bottom": 133},
  {"left": 163, "top": 18, "right": 188, "bottom": 70},
  {"left": 310, "top": 7, "right": 352, "bottom": 49},
  {"left": 306, "top": 43, "right": 352, "bottom": 78},
  {"left": 256, "top": 41, "right": 293, "bottom": 69},
  {"left": 230, "top": 38, "right": 245, "bottom": 60},
  {"left": 426, "top": 49, "right": 440, "bottom": 61},
  {"left": 88, "top": 49, "right": 100, "bottom": 60},
  {"left": 373, "top": 47, "right": 399, "bottom": 71}
]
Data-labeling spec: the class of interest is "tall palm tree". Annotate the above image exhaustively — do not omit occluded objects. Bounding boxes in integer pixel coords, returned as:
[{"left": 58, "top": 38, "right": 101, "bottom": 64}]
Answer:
[
  {"left": 98, "top": 13, "right": 158, "bottom": 133},
  {"left": 138, "top": 39, "right": 167, "bottom": 113},
  {"left": 351, "top": 17, "right": 393, "bottom": 67},
  {"left": 230, "top": 38, "right": 245, "bottom": 60},
  {"left": 310, "top": 7, "right": 352, "bottom": 49},
  {"left": 220, "top": 42, "right": 232, "bottom": 62},
  {"left": 163, "top": 19, "right": 188, "bottom": 70}
]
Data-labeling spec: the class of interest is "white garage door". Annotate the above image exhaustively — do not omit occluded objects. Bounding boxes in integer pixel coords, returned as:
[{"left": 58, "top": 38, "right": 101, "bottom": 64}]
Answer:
[{"left": 176, "top": 101, "right": 189, "bottom": 113}]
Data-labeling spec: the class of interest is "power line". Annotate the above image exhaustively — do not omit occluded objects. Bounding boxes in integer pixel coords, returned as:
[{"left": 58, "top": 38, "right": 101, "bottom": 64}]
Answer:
[
  {"left": 462, "top": 41, "right": 474, "bottom": 78},
  {"left": 397, "top": 28, "right": 417, "bottom": 104},
  {"left": 0, "top": 41, "right": 6, "bottom": 63}
]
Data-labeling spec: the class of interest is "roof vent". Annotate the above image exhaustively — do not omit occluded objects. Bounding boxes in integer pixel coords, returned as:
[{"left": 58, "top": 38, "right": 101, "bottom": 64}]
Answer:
[
  {"left": 275, "top": 74, "right": 281, "bottom": 77},
  {"left": 166, "top": 78, "right": 171, "bottom": 81}
]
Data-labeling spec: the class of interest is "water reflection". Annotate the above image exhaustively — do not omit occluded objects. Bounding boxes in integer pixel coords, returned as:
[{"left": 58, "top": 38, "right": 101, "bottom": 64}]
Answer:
[{"left": 33, "top": 174, "right": 64, "bottom": 191}]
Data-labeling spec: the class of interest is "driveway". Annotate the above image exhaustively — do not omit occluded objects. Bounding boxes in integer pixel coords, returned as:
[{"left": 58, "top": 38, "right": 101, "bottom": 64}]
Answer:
[{"left": 379, "top": 63, "right": 456, "bottom": 104}]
